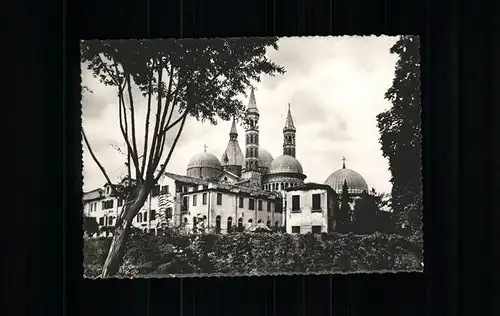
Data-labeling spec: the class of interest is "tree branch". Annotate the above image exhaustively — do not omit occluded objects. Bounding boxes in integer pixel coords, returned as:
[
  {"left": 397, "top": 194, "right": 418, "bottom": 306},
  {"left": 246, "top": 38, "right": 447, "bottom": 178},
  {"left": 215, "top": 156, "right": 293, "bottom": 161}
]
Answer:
[
  {"left": 82, "top": 128, "right": 115, "bottom": 192},
  {"left": 125, "top": 74, "right": 143, "bottom": 180},
  {"left": 145, "top": 60, "right": 165, "bottom": 180},
  {"left": 117, "top": 82, "right": 142, "bottom": 181},
  {"left": 141, "top": 64, "right": 154, "bottom": 176},
  {"left": 96, "top": 54, "right": 121, "bottom": 86},
  {"left": 154, "top": 110, "right": 189, "bottom": 183}
]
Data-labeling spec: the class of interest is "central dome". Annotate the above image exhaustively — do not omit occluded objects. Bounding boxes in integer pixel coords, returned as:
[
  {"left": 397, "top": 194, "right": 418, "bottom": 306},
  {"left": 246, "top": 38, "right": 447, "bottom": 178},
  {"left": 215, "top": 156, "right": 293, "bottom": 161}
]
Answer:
[
  {"left": 268, "top": 155, "right": 304, "bottom": 174},
  {"left": 186, "top": 151, "right": 222, "bottom": 180},
  {"left": 324, "top": 168, "right": 368, "bottom": 195},
  {"left": 258, "top": 148, "right": 273, "bottom": 169}
]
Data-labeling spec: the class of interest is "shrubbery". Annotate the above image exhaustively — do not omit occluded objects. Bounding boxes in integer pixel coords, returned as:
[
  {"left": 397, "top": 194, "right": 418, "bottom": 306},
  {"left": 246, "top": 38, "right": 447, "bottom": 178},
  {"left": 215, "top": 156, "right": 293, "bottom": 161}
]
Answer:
[{"left": 83, "top": 231, "right": 422, "bottom": 278}]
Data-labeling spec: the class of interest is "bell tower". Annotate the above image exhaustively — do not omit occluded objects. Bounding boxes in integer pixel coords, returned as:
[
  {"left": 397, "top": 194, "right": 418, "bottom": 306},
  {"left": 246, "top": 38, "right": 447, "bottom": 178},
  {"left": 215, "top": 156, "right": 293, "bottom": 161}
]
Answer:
[
  {"left": 241, "top": 87, "right": 262, "bottom": 186},
  {"left": 283, "top": 103, "right": 296, "bottom": 157}
]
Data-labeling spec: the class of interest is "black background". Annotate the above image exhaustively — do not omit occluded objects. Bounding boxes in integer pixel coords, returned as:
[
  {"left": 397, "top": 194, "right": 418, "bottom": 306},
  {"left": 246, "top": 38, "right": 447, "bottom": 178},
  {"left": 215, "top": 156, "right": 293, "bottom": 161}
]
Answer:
[{"left": 5, "top": 0, "right": 497, "bottom": 315}]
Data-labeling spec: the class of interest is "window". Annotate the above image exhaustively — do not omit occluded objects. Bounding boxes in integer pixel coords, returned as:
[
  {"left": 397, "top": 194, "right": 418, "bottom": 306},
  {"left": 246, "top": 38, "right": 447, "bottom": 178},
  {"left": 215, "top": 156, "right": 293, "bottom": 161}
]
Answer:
[
  {"left": 182, "top": 196, "right": 189, "bottom": 213},
  {"left": 311, "top": 226, "right": 322, "bottom": 234},
  {"left": 292, "top": 195, "right": 300, "bottom": 211},
  {"left": 227, "top": 217, "right": 233, "bottom": 232},
  {"left": 202, "top": 193, "right": 207, "bottom": 205},
  {"left": 249, "top": 199, "right": 255, "bottom": 210},
  {"left": 99, "top": 217, "right": 104, "bottom": 225},
  {"left": 108, "top": 216, "right": 114, "bottom": 226},
  {"left": 193, "top": 194, "right": 197, "bottom": 206},
  {"left": 137, "top": 213, "right": 142, "bottom": 222},
  {"left": 291, "top": 226, "right": 300, "bottom": 233},
  {"left": 216, "top": 193, "right": 222, "bottom": 205},
  {"left": 215, "top": 216, "right": 221, "bottom": 233},
  {"left": 239, "top": 197, "right": 244, "bottom": 208},
  {"left": 274, "top": 221, "right": 279, "bottom": 228},
  {"left": 166, "top": 207, "right": 172, "bottom": 219},
  {"left": 161, "top": 185, "right": 169, "bottom": 194},
  {"left": 152, "top": 185, "right": 161, "bottom": 197},
  {"left": 102, "top": 200, "right": 114, "bottom": 209},
  {"left": 312, "top": 194, "right": 321, "bottom": 211},
  {"left": 143, "top": 211, "right": 148, "bottom": 222},
  {"left": 150, "top": 209, "right": 156, "bottom": 221},
  {"left": 248, "top": 219, "right": 253, "bottom": 224},
  {"left": 267, "top": 201, "right": 271, "bottom": 212},
  {"left": 238, "top": 218, "right": 243, "bottom": 229},
  {"left": 117, "top": 199, "right": 123, "bottom": 207},
  {"left": 267, "top": 220, "right": 271, "bottom": 227},
  {"left": 258, "top": 200, "right": 263, "bottom": 211},
  {"left": 193, "top": 217, "right": 197, "bottom": 228},
  {"left": 280, "top": 183, "right": 284, "bottom": 190},
  {"left": 258, "top": 219, "right": 262, "bottom": 223}
]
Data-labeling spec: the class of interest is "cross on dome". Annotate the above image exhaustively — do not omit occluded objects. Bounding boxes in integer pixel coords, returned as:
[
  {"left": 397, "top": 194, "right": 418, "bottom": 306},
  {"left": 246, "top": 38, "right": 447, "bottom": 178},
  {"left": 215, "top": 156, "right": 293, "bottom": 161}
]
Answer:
[
  {"left": 204, "top": 144, "right": 208, "bottom": 152},
  {"left": 342, "top": 156, "right": 346, "bottom": 169}
]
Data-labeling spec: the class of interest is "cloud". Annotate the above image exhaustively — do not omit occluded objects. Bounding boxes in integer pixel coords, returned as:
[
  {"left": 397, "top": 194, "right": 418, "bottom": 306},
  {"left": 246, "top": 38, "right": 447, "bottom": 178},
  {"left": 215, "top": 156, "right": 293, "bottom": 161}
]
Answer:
[{"left": 81, "top": 36, "right": 401, "bottom": 194}]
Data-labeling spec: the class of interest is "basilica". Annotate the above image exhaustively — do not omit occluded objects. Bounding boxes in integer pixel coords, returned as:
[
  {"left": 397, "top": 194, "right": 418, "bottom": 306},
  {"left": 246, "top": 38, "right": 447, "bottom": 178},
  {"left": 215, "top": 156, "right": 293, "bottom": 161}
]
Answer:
[{"left": 164, "top": 87, "right": 371, "bottom": 234}]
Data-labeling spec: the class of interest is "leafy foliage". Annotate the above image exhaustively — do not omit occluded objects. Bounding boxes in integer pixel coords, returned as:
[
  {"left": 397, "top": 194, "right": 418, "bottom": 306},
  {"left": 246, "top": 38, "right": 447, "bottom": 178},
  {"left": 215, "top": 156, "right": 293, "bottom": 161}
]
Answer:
[
  {"left": 351, "top": 189, "right": 398, "bottom": 234},
  {"left": 377, "top": 36, "right": 422, "bottom": 237},
  {"left": 83, "top": 232, "right": 423, "bottom": 277},
  {"left": 336, "top": 180, "right": 352, "bottom": 232},
  {"left": 83, "top": 217, "right": 99, "bottom": 236}
]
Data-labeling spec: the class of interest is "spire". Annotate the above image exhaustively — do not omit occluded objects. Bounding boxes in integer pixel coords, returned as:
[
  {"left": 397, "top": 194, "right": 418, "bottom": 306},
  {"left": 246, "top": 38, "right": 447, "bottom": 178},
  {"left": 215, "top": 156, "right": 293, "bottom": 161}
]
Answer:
[
  {"left": 247, "top": 87, "right": 258, "bottom": 111},
  {"left": 204, "top": 144, "right": 208, "bottom": 152},
  {"left": 229, "top": 117, "right": 238, "bottom": 136},
  {"left": 342, "top": 156, "right": 346, "bottom": 169},
  {"left": 284, "top": 103, "right": 296, "bottom": 130}
]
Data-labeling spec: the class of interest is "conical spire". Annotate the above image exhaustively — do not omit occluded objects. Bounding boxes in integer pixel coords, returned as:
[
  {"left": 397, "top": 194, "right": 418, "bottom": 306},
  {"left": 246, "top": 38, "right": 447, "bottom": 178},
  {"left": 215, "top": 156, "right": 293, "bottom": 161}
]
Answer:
[
  {"left": 247, "top": 87, "right": 258, "bottom": 111},
  {"left": 230, "top": 117, "right": 238, "bottom": 136},
  {"left": 284, "top": 103, "right": 296, "bottom": 130}
]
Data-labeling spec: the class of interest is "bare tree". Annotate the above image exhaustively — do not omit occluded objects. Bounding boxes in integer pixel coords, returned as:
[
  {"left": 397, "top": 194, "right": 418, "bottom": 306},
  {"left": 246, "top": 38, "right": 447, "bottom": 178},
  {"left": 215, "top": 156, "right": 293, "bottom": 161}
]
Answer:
[{"left": 81, "top": 38, "right": 285, "bottom": 277}]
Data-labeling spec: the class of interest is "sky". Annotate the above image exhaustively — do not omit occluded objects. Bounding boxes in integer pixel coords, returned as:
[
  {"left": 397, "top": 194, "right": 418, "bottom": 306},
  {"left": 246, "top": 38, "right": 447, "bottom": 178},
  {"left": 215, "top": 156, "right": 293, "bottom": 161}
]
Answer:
[{"left": 81, "top": 36, "right": 400, "bottom": 194}]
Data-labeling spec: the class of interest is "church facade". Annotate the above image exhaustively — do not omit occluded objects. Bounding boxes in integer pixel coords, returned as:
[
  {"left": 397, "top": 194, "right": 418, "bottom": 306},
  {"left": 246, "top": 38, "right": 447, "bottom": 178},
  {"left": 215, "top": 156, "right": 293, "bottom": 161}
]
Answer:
[{"left": 82, "top": 88, "right": 373, "bottom": 235}]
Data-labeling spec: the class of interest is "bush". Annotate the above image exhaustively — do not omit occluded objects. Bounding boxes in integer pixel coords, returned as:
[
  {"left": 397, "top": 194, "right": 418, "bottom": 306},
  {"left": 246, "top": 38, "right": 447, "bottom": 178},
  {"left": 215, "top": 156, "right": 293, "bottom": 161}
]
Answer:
[{"left": 83, "top": 231, "right": 422, "bottom": 277}]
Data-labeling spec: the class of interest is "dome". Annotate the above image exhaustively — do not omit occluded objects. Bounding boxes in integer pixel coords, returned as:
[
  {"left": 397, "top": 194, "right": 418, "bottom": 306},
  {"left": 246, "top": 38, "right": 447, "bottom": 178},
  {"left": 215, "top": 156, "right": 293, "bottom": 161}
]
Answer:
[
  {"left": 186, "top": 151, "right": 222, "bottom": 180},
  {"left": 268, "top": 155, "right": 304, "bottom": 174},
  {"left": 324, "top": 168, "right": 369, "bottom": 195},
  {"left": 187, "top": 152, "right": 222, "bottom": 169},
  {"left": 258, "top": 148, "right": 273, "bottom": 168}
]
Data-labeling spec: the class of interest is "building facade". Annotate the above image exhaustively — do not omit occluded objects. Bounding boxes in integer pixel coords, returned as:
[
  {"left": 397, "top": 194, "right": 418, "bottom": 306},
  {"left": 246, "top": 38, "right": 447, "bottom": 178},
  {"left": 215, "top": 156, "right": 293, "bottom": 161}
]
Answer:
[
  {"left": 82, "top": 177, "right": 175, "bottom": 235},
  {"left": 166, "top": 173, "right": 283, "bottom": 233},
  {"left": 285, "top": 183, "right": 338, "bottom": 234}
]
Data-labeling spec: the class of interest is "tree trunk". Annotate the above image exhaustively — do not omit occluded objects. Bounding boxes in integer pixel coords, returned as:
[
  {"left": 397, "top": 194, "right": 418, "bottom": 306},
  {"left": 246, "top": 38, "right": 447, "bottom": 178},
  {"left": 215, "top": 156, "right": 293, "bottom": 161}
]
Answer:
[{"left": 101, "top": 186, "right": 150, "bottom": 277}]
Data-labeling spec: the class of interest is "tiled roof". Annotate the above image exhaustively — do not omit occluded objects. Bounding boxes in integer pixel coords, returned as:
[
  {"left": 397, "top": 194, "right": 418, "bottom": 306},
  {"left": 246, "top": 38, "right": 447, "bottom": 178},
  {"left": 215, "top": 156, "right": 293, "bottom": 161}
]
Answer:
[{"left": 164, "top": 172, "right": 210, "bottom": 185}]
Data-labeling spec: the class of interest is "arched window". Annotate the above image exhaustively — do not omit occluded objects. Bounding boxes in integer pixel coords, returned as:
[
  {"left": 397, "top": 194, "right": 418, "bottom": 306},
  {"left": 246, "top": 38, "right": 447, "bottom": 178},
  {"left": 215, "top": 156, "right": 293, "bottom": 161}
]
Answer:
[
  {"left": 267, "top": 220, "right": 271, "bottom": 228},
  {"left": 280, "top": 183, "right": 284, "bottom": 190},
  {"left": 238, "top": 218, "right": 243, "bottom": 229},
  {"left": 215, "top": 215, "right": 221, "bottom": 233},
  {"left": 227, "top": 217, "right": 233, "bottom": 233}
]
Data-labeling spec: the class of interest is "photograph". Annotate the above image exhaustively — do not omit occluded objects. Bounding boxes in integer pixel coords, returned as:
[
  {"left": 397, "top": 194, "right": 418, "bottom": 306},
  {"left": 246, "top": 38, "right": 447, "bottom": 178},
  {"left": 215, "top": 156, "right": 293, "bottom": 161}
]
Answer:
[{"left": 81, "top": 36, "right": 423, "bottom": 278}]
